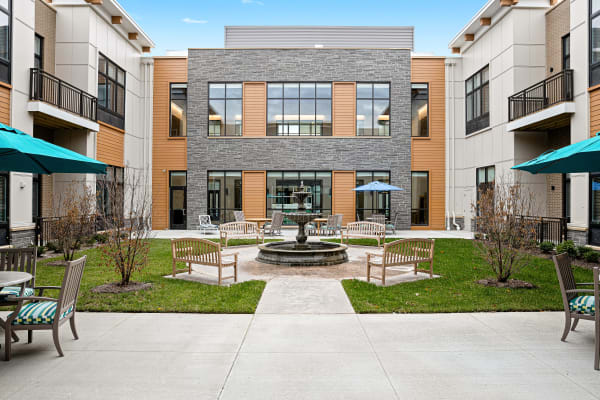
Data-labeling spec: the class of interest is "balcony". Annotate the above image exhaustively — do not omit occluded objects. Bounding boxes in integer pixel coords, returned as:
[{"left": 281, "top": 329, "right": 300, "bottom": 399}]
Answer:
[
  {"left": 28, "top": 68, "right": 99, "bottom": 131},
  {"left": 507, "top": 69, "right": 574, "bottom": 132}
]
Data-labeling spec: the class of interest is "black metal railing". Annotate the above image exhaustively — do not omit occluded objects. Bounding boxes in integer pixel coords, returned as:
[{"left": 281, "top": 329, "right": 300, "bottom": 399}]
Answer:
[
  {"left": 35, "top": 216, "right": 99, "bottom": 246},
  {"left": 508, "top": 69, "right": 573, "bottom": 122},
  {"left": 29, "top": 68, "right": 98, "bottom": 122},
  {"left": 517, "top": 216, "right": 568, "bottom": 245}
]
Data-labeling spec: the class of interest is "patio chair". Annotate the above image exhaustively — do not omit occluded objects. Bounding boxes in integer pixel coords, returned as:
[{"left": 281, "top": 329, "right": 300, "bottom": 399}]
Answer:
[
  {"left": 386, "top": 214, "right": 400, "bottom": 234},
  {"left": 553, "top": 253, "right": 599, "bottom": 370},
  {"left": 371, "top": 214, "right": 386, "bottom": 226},
  {"left": 263, "top": 211, "right": 284, "bottom": 236},
  {"left": 233, "top": 211, "right": 246, "bottom": 222},
  {"left": 4, "top": 256, "right": 87, "bottom": 361},
  {"left": 198, "top": 215, "right": 218, "bottom": 234},
  {"left": 319, "top": 215, "right": 338, "bottom": 236}
]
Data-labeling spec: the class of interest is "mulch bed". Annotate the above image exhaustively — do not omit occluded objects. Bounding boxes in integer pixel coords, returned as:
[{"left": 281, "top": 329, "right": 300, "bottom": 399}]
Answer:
[
  {"left": 91, "top": 282, "right": 152, "bottom": 294},
  {"left": 477, "top": 278, "right": 535, "bottom": 289},
  {"left": 526, "top": 248, "right": 598, "bottom": 270}
]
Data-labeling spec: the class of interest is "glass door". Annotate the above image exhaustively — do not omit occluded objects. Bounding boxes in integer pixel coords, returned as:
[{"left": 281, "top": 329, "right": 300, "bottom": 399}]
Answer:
[
  {"left": 590, "top": 174, "right": 600, "bottom": 245},
  {"left": 169, "top": 172, "right": 187, "bottom": 230},
  {"left": 0, "top": 173, "right": 8, "bottom": 245}
]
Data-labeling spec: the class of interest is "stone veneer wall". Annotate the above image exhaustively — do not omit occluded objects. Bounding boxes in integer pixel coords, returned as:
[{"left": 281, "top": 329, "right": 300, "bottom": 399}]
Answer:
[
  {"left": 187, "top": 48, "right": 412, "bottom": 230},
  {"left": 10, "top": 229, "right": 36, "bottom": 248},
  {"left": 567, "top": 229, "right": 587, "bottom": 246}
]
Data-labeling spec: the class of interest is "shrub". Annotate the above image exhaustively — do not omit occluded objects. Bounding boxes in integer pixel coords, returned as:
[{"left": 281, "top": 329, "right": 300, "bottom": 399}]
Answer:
[
  {"left": 85, "top": 236, "right": 96, "bottom": 246},
  {"left": 584, "top": 250, "right": 600, "bottom": 263},
  {"left": 46, "top": 241, "right": 59, "bottom": 252},
  {"left": 556, "top": 240, "right": 578, "bottom": 258},
  {"left": 94, "top": 233, "right": 108, "bottom": 244},
  {"left": 576, "top": 245, "right": 589, "bottom": 259},
  {"left": 539, "top": 241, "right": 554, "bottom": 253},
  {"left": 36, "top": 245, "right": 46, "bottom": 257},
  {"left": 54, "top": 184, "right": 96, "bottom": 261}
]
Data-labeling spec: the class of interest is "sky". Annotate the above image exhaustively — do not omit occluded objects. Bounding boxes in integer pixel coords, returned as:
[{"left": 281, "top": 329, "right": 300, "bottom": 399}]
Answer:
[{"left": 119, "top": 0, "right": 487, "bottom": 56}]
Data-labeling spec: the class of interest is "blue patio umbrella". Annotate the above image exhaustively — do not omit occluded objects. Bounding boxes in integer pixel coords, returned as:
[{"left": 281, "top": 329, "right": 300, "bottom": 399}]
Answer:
[
  {"left": 512, "top": 133, "right": 600, "bottom": 174},
  {"left": 353, "top": 181, "right": 404, "bottom": 192},
  {"left": 0, "top": 123, "right": 106, "bottom": 174}
]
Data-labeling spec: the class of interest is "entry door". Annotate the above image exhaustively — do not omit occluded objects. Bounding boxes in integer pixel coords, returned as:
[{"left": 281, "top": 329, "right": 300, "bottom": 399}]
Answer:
[
  {"left": 208, "top": 188, "right": 220, "bottom": 221},
  {"left": 590, "top": 174, "right": 600, "bottom": 245},
  {"left": 0, "top": 173, "right": 8, "bottom": 245},
  {"left": 169, "top": 187, "right": 186, "bottom": 230}
]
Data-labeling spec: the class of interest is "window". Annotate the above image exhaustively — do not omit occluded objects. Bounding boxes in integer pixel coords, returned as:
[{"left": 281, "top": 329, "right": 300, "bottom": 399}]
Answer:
[
  {"left": 208, "top": 83, "right": 242, "bottom": 136},
  {"left": 170, "top": 83, "right": 187, "bottom": 137},
  {"left": 98, "top": 54, "right": 126, "bottom": 129},
  {"left": 0, "top": 171, "right": 8, "bottom": 245},
  {"left": 411, "top": 172, "right": 429, "bottom": 225},
  {"left": 0, "top": 0, "right": 11, "bottom": 83},
  {"left": 476, "top": 165, "right": 495, "bottom": 201},
  {"left": 32, "top": 173, "right": 40, "bottom": 221},
  {"left": 267, "top": 83, "right": 332, "bottom": 136},
  {"left": 356, "top": 171, "right": 391, "bottom": 220},
  {"left": 34, "top": 34, "right": 43, "bottom": 70},
  {"left": 411, "top": 83, "right": 429, "bottom": 137},
  {"left": 564, "top": 174, "right": 571, "bottom": 223},
  {"left": 357, "top": 83, "right": 390, "bottom": 136},
  {"left": 465, "top": 66, "right": 489, "bottom": 135},
  {"left": 266, "top": 171, "right": 332, "bottom": 224},
  {"left": 562, "top": 34, "right": 570, "bottom": 71},
  {"left": 96, "top": 166, "right": 124, "bottom": 221},
  {"left": 207, "top": 171, "right": 242, "bottom": 223},
  {"left": 591, "top": 0, "right": 600, "bottom": 85}
]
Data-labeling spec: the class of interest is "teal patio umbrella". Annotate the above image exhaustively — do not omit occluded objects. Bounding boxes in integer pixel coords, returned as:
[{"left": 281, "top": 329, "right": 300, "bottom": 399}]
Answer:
[
  {"left": 353, "top": 181, "right": 404, "bottom": 192},
  {"left": 512, "top": 133, "right": 600, "bottom": 174},
  {"left": 0, "top": 123, "right": 106, "bottom": 174}
]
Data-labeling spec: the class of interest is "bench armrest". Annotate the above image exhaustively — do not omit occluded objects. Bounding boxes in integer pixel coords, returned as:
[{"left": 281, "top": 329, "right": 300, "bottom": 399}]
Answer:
[
  {"left": 222, "top": 252, "right": 239, "bottom": 258},
  {"left": 565, "top": 289, "right": 595, "bottom": 294},
  {"left": 6, "top": 296, "right": 58, "bottom": 303}
]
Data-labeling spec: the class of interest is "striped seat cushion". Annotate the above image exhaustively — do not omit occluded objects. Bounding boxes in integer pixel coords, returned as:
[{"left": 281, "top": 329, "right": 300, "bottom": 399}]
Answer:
[
  {"left": 0, "top": 286, "right": 34, "bottom": 298},
  {"left": 10, "top": 301, "right": 73, "bottom": 325},
  {"left": 569, "top": 296, "right": 596, "bottom": 316}
]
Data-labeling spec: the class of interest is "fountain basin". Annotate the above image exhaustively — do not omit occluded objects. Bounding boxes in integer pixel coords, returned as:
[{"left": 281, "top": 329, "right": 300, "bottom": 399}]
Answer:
[{"left": 256, "top": 241, "right": 349, "bottom": 267}]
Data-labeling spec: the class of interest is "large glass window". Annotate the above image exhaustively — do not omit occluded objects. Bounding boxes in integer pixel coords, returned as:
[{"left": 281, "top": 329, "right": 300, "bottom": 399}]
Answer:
[
  {"left": 34, "top": 34, "right": 43, "bottom": 70},
  {"left": 465, "top": 66, "right": 489, "bottom": 135},
  {"left": 266, "top": 171, "right": 332, "bottom": 224},
  {"left": 476, "top": 165, "right": 495, "bottom": 205},
  {"left": 98, "top": 54, "right": 126, "bottom": 128},
  {"left": 0, "top": 0, "right": 11, "bottom": 83},
  {"left": 356, "top": 171, "right": 391, "bottom": 220},
  {"left": 562, "top": 34, "right": 570, "bottom": 71},
  {"left": 357, "top": 83, "right": 390, "bottom": 136},
  {"left": 411, "top": 172, "right": 429, "bottom": 225},
  {"left": 170, "top": 83, "right": 187, "bottom": 137},
  {"left": 96, "top": 166, "right": 124, "bottom": 221},
  {"left": 0, "top": 172, "right": 7, "bottom": 246},
  {"left": 207, "top": 171, "right": 242, "bottom": 223},
  {"left": 267, "top": 83, "right": 331, "bottom": 136},
  {"left": 591, "top": 1, "right": 600, "bottom": 85},
  {"left": 411, "top": 83, "right": 429, "bottom": 137},
  {"left": 208, "top": 83, "right": 242, "bottom": 136}
]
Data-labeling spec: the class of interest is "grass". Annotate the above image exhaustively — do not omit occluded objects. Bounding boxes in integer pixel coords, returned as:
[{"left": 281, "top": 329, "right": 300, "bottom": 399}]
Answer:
[
  {"left": 10, "top": 239, "right": 282, "bottom": 314},
  {"left": 327, "top": 238, "right": 594, "bottom": 313}
]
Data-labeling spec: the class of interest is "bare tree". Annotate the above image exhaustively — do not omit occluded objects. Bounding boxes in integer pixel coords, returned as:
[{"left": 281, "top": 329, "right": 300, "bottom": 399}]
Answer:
[
  {"left": 97, "top": 168, "right": 151, "bottom": 286},
  {"left": 472, "top": 175, "right": 538, "bottom": 283},
  {"left": 54, "top": 183, "right": 96, "bottom": 262}
]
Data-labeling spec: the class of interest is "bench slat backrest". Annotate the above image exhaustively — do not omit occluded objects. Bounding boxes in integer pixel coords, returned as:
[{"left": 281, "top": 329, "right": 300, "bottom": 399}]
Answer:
[
  {"left": 384, "top": 239, "right": 435, "bottom": 265},
  {"left": 347, "top": 221, "right": 385, "bottom": 235},
  {"left": 220, "top": 221, "right": 258, "bottom": 235},
  {"left": 171, "top": 238, "right": 221, "bottom": 266},
  {"left": 0, "top": 248, "right": 37, "bottom": 288}
]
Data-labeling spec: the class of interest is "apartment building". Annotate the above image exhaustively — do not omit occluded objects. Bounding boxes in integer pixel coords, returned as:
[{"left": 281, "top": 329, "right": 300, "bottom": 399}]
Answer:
[
  {"left": 152, "top": 27, "right": 447, "bottom": 232},
  {"left": 0, "top": 0, "right": 153, "bottom": 247},
  {"left": 446, "top": 0, "right": 600, "bottom": 245}
]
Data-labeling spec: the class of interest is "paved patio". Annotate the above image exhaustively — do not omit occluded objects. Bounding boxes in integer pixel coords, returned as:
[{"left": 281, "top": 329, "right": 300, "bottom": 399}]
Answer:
[{"left": 1, "top": 276, "right": 598, "bottom": 399}]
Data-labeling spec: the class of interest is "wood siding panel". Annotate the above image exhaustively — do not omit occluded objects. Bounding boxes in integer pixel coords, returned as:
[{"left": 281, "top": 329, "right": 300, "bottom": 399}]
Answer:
[
  {"left": 591, "top": 87, "right": 600, "bottom": 137},
  {"left": 243, "top": 171, "right": 266, "bottom": 219},
  {"left": 0, "top": 85, "right": 10, "bottom": 125},
  {"left": 332, "top": 171, "right": 356, "bottom": 226},
  {"left": 243, "top": 82, "right": 266, "bottom": 136},
  {"left": 411, "top": 58, "right": 446, "bottom": 230},
  {"left": 333, "top": 82, "right": 356, "bottom": 137},
  {"left": 97, "top": 122, "right": 124, "bottom": 167},
  {"left": 152, "top": 57, "right": 188, "bottom": 230}
]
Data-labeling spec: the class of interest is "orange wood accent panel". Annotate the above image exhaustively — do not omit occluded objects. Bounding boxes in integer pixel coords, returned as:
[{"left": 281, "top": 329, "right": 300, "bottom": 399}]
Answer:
[
  {"left": 332, "top": 82, "right": 356, "bottom": 137},
  {"left": 0, "top": 85, "right": 10, "bottom": 125},
  {"left": 243, "top": 82, "right": 266, "bottom": 136},
  {"left": 411, "top": 58, "right": 446, "bottom": 230},
  {"left": 97, "top": 122, "right": 124, "bottom": 167},
  {"left": 242, "top": 171, "right": 266, "bottom": 219},
  {"left": 152, "top": 57, "right": 188, "bottom": 230},
  {"left": 332, "top": 171, "right": 356, "bottom": 226},
  {"left": 590, "top": 87, "right": 600, "bottom": 137}
]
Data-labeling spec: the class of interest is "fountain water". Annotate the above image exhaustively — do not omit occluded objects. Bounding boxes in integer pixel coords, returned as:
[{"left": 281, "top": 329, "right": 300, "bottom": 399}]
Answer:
[{"left": 256, "top": 182, "right": 348, "bottom": 266}]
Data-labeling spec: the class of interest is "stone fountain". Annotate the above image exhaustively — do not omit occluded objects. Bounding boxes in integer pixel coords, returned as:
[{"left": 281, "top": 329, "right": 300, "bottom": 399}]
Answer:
[{"left": 256, "top": 183, "right": 348, "bottom": 267}]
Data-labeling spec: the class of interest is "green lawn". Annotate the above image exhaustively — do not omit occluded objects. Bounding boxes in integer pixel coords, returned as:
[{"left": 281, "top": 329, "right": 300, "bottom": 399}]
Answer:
[
  {"left": 20, "top": 239, "right": 277, "bottom": 314},
  {"left": 328, "top": 238, "right": 594, "bottom": 313}
]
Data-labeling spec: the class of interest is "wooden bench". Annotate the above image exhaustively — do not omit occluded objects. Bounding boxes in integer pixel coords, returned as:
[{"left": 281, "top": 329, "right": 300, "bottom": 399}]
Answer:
[
  {"left": 219, "top": 221, "right": 264, "bottom": 248},
  {"left": 171, "top": 238, "right": 238, "bottom": 285},
  {"left": 367, "top": 239, "right": 435, "bottom": 285},
  {"left": 341, "top": 221, "right": 386, "bottom": 247}
]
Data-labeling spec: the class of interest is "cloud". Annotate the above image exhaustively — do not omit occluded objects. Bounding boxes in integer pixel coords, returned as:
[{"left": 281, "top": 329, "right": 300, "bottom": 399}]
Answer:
[
  {"left": 182, "top": 17, "right": 208, "bottom": 24},
  {"left": 242, "top": 0, "right": 264, "bottom": 5}
]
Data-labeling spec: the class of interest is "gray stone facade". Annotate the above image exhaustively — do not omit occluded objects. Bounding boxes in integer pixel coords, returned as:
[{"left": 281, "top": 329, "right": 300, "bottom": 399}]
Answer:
[
  {"left": 567, "top": 229, "right": 588, "bottom": 246},
  {"left": 187, "top": 48, "right": 412, "bottom": 229},
  {"left": 10, "top": 229, "right": 36, "bottom": 248}
]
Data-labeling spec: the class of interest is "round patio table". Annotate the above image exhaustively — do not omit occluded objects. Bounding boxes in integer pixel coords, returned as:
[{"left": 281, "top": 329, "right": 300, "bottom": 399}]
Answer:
[
  {"left": 313, "top": 218, "right": 328, "bottom": 236},
  {"left": 0, "top": 271, "right": 32, "bottom": 349},
  {"left": 246, "top": 217, "right": 271, "bottom": 231}
]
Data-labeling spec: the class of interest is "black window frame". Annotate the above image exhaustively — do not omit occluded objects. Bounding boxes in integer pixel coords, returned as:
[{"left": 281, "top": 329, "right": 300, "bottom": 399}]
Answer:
[
  {"left": 562, "top": 33, "right": 570, "bottom": 71},
  {"left": 411, "top": 83, "right": 429, "bottom": 137},
  {"left": 411, "top": 171, "right": 429, "bottom": 226},
  {"left": 207, "top": 170, "right": 243, "bottom": 223},
  {"left": 34, "top": 33, "right": 43, "bottom": 70},
  {"left": 465, "top": 65, "right": 490, "bottom": 135},
  {"left": 208, "top": 82, "right": 243, "bottom": 137},
  {"left": 96, "top": 165, "right": 124, "bottom": 222},
  {"left": 476, "top": 165, "right": 495, "bottom": 201},
  {"left": 590, "top": 0, "right": 600, "bottom": 86},
  {"left": 356, "top": 82, "right": 391, "bottom": 136},
  {"left": 0, "top": 0, "right": 12, "bottom": 84},
  {"left": 0, "top": 170, "right": 9, "bottom": 245},
  {"left": 169, "top": 83, "right": 187, "bottom": 137},
  {"left": 97, "top": 53, "right": 126, "bottom": 129},
  {"left": 355, "top": 171, "right": 392, "bottom": 220},
  {"left": 266, "top": 82, "right": 332, "bottom": 136}
]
